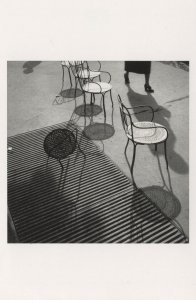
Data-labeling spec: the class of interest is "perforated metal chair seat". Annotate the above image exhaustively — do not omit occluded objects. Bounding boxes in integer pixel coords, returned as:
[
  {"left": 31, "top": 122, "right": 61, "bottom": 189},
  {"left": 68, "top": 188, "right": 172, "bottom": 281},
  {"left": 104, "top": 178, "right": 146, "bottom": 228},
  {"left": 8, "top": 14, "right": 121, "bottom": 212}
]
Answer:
[
  {"left": 82, "top": 82, "right": 112, "bottom": 93},
  {"left": 44, "top": 129, "right": 77, "bottom": 160},
  {"left": 127, "top": 122, "right": 168, "bottom": 144}
]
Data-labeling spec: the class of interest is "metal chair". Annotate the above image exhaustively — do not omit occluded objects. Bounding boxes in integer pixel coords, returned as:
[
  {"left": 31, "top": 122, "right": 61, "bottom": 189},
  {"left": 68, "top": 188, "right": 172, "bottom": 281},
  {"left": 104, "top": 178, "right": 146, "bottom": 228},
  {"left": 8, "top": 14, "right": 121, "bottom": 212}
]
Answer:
[
  {"left": 118, "top": 94, "right": 168, "bottom": 180},
  {"left": 61, "top": 61, "right": 73, "bottom": 91},
  {"left": 71, "top": 60, "right": 101, "bottom": 81},
  {"left": 43, "top": 127, "right": 85, "bottom": 170},
  {"left": 62, "top": 61, "right": 101, "bottom": 92},
  {"left": 69, "top": 61, "right": 113, "bottom": 119}
]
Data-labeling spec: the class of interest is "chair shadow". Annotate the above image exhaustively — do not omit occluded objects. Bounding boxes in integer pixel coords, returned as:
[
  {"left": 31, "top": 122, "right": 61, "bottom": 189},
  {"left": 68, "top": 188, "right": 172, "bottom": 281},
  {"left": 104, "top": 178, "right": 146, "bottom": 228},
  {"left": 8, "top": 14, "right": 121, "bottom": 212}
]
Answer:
[
  {"left": 83, "top": 99, "right": 115, "bottom": 141},
  {"left": 126, "top": 85, "right": 189, "bottom": 174},
  {"left": 129, "top": 186, "right": 187, "bottom": 243},
  {"left": 83, "top": 122, "right": 115, "bottom": 141},
  {"left": 60, "top": 88, "right": 83, "bottom": 99},
  {"left": 69, "top": 100, "right": 115, "bottom": 142},
  {"left": 141, "top": 185, "right": 181, "bottom": 220},
  {"left": 58, "top": 132, "right": 106, "bottom": 242},
  {"left": 125, "top": 139, "right": 186, "bottom": 234},
  {"left": 74, "top": 103, "right": 102, "bottom": 117},
  {"left": 23, "top": 61, "right": 42, "bottom": 74}
]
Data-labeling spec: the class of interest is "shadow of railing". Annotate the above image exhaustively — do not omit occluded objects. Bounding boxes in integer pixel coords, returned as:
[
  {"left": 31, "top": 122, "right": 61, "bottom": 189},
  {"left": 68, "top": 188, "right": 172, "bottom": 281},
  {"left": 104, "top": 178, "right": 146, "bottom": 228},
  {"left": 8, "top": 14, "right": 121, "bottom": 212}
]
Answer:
[{"left": 165, "top": 95, "right": 189, "bottom": 104}]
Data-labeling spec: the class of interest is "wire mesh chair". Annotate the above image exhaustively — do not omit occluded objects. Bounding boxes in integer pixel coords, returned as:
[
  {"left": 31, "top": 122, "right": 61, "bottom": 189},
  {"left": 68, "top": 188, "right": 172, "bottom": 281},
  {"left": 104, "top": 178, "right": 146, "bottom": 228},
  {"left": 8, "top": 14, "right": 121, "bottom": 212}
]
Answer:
[
  {"left": 69, "top": 61, "right": 113, "bottom": 119},
  {"left": 118, "top": 94, "right": 168, "bottom": 179},
  {"left": 43, "top": 127, "right": 85, "bottom": 170}
]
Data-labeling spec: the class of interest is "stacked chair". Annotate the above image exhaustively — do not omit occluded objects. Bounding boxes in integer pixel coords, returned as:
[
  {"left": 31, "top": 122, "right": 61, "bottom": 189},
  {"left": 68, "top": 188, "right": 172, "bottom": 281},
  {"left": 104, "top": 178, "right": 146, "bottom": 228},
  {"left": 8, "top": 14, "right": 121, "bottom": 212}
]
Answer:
[{"left": 69, "top": 61, "right": 113, "bottom": 119}]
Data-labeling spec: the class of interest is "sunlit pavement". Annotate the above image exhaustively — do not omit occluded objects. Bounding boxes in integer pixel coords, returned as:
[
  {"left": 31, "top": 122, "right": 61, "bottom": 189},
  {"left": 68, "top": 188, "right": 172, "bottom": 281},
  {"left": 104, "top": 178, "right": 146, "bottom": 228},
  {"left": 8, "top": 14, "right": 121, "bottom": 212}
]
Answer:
[{"left": 7, "top": 61, "right": 189, "bottom": 237}]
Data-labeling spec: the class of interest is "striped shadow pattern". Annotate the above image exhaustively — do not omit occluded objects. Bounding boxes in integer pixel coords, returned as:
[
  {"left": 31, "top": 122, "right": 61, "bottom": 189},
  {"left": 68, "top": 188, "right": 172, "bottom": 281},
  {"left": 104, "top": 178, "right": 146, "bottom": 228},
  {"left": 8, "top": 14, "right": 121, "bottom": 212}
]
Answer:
[{"left": 8, "top": 122, "right": 188, "bottom": 243}]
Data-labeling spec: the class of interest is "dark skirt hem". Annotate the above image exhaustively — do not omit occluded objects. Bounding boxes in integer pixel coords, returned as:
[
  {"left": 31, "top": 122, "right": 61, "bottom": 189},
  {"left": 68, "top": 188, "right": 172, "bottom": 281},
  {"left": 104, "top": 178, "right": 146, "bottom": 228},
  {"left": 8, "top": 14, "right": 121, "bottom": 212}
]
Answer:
[{"left": 125, "top": 61, "right": 151, "bottom": 74}]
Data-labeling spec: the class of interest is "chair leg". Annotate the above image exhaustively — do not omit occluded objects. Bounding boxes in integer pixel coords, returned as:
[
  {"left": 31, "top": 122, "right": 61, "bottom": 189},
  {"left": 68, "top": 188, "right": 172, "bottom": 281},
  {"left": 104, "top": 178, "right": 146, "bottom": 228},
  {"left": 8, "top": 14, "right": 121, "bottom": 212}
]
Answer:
[
  {"left": 46, "top": 155, "right": 50, "bottom": 166},
  {"left": 45, "top": 156, "right": 50, "bottom": 173},
  {"left": 124, "top": 139, "right": 137, "bottom": 183},
  {"left": 77, "top": 143, "right": 86, "bottom": 158},
  {"left": 93, "top": 94, "right": 96, "bottom": 104},
  {"left": 131, "top": 143, "right": 137, "bottom": 177},
  {"left": 58, "top": 167, "right": 64, "bottom": 190},
  {"left": 83, "top": 92, "right": 87, "bottom": 116},
  {"left": 124, "top": 138, "right": 130, "bottom": 155},
  {"left": 111, "top": 101, "right": 114, "bottom": 127},
  {"left": 77, "top": 76, "right": 83, "bottom": 91},
  {"left": 164, "top": 140, "right": 169, "bottom": 169},
  {"left": 74, "top": 77, "right": 78, "bottom": 99},
  {"left": 109, "top": 90, "right": 114, "bottom": 108},
  {"left": 58, "top": 159, "right": 64, "bottom": 170},
  {"left": 102, "top": 93, "right": 106, "bottom": 121},
  {"left": 68, "top": 67, "right": 72, "bottom": 87},
  {"left": 60, "top": 157, "right": 70, "bottom": 191},
  {"left": 90, "top": 93, "right": 93, "bottom": 105},
  {"left": 61, "top": 66, "right": 64, "bottom": 92}
]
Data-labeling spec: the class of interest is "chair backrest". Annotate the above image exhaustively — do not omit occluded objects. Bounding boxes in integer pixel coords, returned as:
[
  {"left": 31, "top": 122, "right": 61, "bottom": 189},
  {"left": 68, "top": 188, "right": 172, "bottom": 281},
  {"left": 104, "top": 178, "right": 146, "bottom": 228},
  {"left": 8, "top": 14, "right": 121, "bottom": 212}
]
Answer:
[
  {"left": 118, "top": 94, "right": 155, "bottom": 137},
  {"left": 118, "top": 94, "right": 133, "bottom": 136},
  {"left": 68, "top": 60, "right": 81, "bottom": 73},
  {"left": 68, "top": 61, "right": 91, "bottom": 81}
]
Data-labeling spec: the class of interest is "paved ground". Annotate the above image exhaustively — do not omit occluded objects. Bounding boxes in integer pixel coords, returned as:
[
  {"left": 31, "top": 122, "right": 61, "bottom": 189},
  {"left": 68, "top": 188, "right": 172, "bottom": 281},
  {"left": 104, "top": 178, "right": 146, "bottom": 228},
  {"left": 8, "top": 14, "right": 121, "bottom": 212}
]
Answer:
[{"left": 7, "top": 61, "right": 189, "bottom": 237}]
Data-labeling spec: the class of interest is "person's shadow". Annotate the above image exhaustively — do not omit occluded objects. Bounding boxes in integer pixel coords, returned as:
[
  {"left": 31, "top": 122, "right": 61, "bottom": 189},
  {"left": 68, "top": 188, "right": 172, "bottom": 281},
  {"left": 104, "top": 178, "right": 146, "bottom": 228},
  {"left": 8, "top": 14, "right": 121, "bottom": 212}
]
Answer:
[
  {"left": 126, "top": 85, "right": 188, "bottom": 174},
  {"left": 23, "top": 61, "right": 42, "bottom": 74}
]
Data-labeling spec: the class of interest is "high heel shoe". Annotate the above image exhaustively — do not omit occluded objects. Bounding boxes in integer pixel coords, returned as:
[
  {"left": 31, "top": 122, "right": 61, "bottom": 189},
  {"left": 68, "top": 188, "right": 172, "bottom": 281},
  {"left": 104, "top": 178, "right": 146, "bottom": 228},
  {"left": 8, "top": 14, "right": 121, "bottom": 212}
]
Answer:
[
  {"left": 144, "top": 84, "right": 154, "bottom": 93},
  {"left": 124, "top": 74, "right": 130, "bottom": 84}
]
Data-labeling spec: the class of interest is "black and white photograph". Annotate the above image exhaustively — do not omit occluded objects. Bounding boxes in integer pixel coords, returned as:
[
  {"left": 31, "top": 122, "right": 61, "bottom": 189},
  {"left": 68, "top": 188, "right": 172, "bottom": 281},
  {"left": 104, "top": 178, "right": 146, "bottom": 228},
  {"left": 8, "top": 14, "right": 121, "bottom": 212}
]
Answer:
[
  {"left": 7, "top": 60, "right": 189, "bottom": 244},
  {"left": 1, "top": 0, "right": 196, "bottom": 299}
]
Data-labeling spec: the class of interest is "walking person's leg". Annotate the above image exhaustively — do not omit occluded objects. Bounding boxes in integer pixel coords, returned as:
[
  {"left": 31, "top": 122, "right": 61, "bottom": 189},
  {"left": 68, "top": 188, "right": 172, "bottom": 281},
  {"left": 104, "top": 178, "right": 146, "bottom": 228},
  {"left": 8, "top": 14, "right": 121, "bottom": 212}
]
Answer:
[
  {"left": 124, "top": 61, "right": 130, "bottom": 84},
  {"left": 124, "top": 71, "right": 130, "bottom": 84},
  {"left": 144, "top": 73, "right": 154, "bottom": 93}
]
